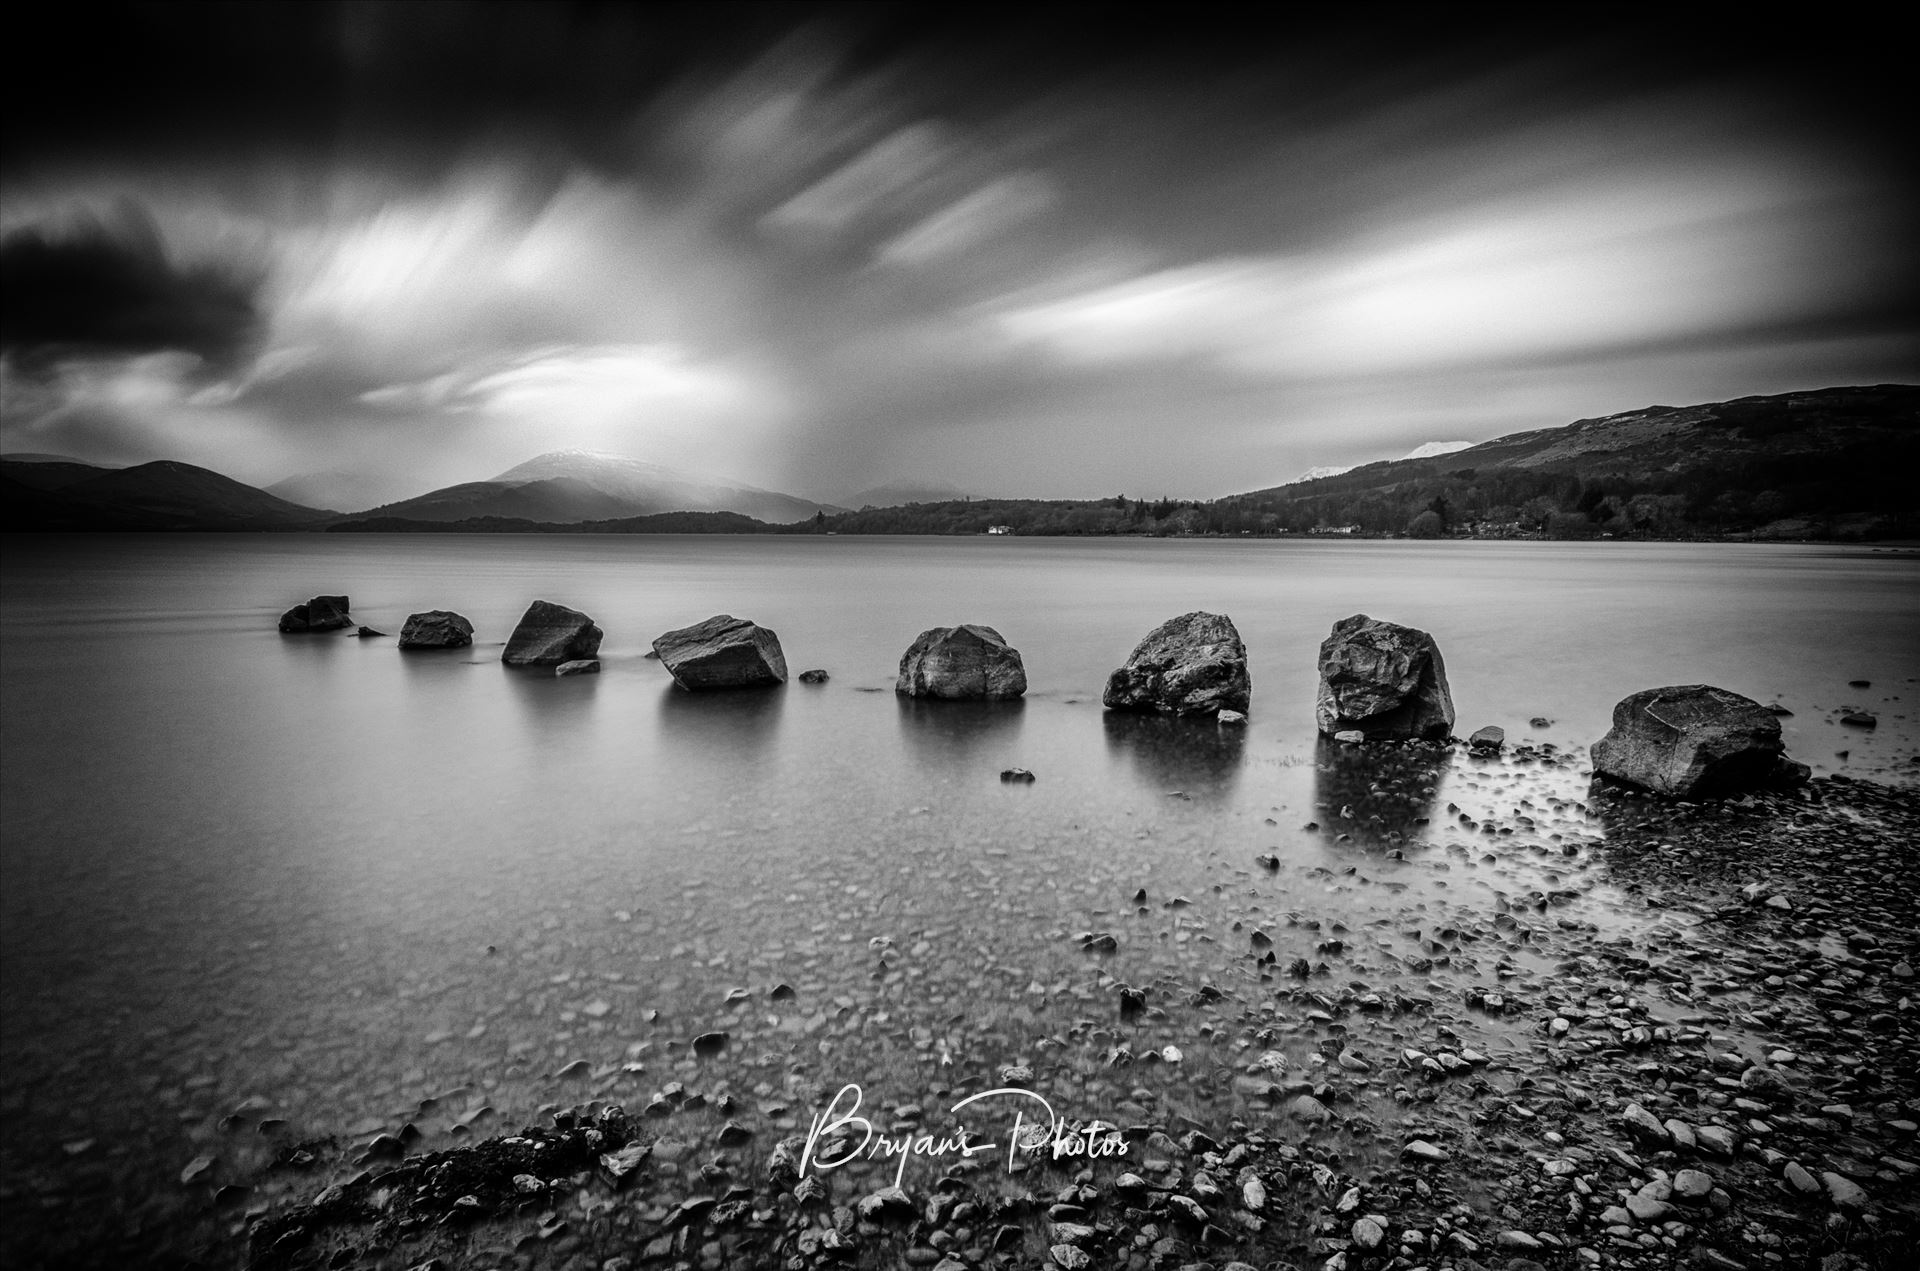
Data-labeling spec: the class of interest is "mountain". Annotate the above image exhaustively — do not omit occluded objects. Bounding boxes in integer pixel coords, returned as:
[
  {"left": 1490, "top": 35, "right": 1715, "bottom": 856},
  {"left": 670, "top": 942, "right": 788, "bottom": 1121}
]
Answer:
[
  {"left": 1, "top": 459, "right": 336, "bottom": 530},
  {"left": 0, "top": 452, "right": 124, "bottom": 468},
  {"left": 265, "top": 470, "right": 423, "bottom": 515},
  {"left": 1225, "top": 385, "right": 1919, "bottom": 540},
  {"left": 1398, "top": 440, "right": 1475, "bottom": 461},
  {"left": 357, "top": 450, "right": 843, "bottom": 524},
  {"left": 0, "top": 457, "right": 119, "bottom": 492},
  {"left": 1285, "top": 441, "right": 1477, "bottom": 487},
  {"left": 840, "top": 480, "right": 973, "bottom": 509}
]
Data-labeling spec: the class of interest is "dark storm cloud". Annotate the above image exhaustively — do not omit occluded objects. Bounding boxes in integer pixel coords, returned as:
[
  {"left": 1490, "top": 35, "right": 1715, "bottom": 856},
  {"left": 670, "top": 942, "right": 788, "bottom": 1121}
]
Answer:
[
  {"left": 1, "top": 4, "right": 1913, "bottom": 497},
  {"left": 0, "top": 201, "right": 262, "bottom": 370}
]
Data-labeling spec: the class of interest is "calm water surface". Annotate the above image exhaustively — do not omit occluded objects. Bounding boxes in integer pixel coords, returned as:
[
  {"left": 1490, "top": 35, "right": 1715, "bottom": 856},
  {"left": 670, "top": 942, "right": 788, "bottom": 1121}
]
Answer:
[{"left": 2, "top": 534, "right": 1914, "bottom": 1260}]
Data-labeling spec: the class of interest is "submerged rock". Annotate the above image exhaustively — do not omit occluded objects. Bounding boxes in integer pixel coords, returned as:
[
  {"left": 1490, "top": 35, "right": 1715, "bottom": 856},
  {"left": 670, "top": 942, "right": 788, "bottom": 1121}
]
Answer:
[
  {"left": 398, "top": 610, "right": 474, "bottom": 650},
  {"left": 896, "top": 624, "right": 1027, "bottom": 699},
  {"left": 653, "top": 615, "right": 787, "bottom": 690},
  {"left": 1592, "top": 684, "right": 1808, "bottom": 797},
  {"left": 1102, "top": 611, "right": 1250, "bottom": 717},
  {"left": 278, "top": 595, "right": 352, "bottom": 633},
  {"left": 355, "top": 626, "right": 385, "bottom": 638},
  {"left": 555, "top": 659, "right": 600, "bottom": 677},
  {"left": 797, "top": 668, "right": 830, "bottom": 684},
  {"left": 1315, "top": 614, "right": 1454, "bottom": 740},
  {"left": 502, "top": 601, "right": 602, "bottom": 667}
]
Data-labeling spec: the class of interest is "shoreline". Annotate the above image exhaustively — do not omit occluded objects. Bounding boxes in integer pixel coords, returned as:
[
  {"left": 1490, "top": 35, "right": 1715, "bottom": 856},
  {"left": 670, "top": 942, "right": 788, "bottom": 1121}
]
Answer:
[{"left": 9, "top": 775, "right": 1913, "bottom": 1271}]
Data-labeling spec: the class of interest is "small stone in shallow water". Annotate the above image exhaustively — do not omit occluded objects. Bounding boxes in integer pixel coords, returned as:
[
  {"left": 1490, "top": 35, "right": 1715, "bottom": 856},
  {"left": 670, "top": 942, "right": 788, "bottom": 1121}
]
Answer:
[
  {"left": 555, "top": 659, "right": 599, "bottom": 676},
  {"left": 692, "top": 1031, "right": 729, "bottom": 1057},
  {"left": 797, "top": 668, "right": 829, "bottom": 684},
  {"left": 1000, "top": 767, "right": 1036, "bottom": 783},
  {"left": 1469, "top": 725, "right": 1505, "bottom": 751}
]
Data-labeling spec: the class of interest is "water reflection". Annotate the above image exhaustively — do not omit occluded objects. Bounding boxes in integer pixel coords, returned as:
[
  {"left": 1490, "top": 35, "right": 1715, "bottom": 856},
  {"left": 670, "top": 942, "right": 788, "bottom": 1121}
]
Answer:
[
  {"left": 1101, "top": 712, "right": 1244, "bottom": 802},
  {"left": 894, "top": 696, "right": 1026, "bottom": 768},
  {"left": 1311, "top": 737, "right": 1450, "bottom": 848},
  {"left": 654, "top": 681, "right": 786, "bottom": 763},
  {"left": 502, "top": 661, "right": 603, "bottom": 744}
]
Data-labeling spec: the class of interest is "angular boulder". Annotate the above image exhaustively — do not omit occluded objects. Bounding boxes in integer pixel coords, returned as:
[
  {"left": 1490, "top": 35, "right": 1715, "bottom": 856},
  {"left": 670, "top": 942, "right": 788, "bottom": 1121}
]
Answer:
[
  {"left": 896, "top": 624, "right": 1027, "bottom": 700},
  {"left": 1315, "top": 614, "right": 1454, "bottom": 740},
  {"left": 653, "top": 614, "right": 787, "bottom": 690},
  {"left": 1591, "top": 684, "right": 1807, "bottom": 797},
  {"left": 1103, "top": 612, "right": 1250, "bottom": 717},
  {"left": 278, "top": 595, "right": 351, "bottom": 633},
  {"left": 502, "top": 600, "right": 602, "bottom": 667},
  {"left": 398, "top": 610, "right": 474, "bottom": 650}
]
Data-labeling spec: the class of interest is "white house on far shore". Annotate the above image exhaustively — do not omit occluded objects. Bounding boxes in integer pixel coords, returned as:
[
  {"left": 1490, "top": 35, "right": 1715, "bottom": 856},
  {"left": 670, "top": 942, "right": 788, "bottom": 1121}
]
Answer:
[{"left": 986, "top": 525, "right": 1014, "bottom": 535}]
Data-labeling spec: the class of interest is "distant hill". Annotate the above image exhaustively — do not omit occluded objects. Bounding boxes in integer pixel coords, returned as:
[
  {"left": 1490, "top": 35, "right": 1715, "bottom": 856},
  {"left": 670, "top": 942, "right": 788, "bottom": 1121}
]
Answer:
[
  {"left": 1, "top": 459, "right": 334, "bottom": 530},
  {"left": 357, "top": 450, "right": 843, "bottom": 524},
  {"left": 0, "top": 452, "right": 124, "bottom": 468},
  {"left": 265, "top": 469, "right": 421, "bottom": 514},
  {"left": 1222, "top": 385, "right": 1919, "bottom": 540},
  {"left": 329, "top": 510, "right": 773, "bottom": 534},
  {"left": 0, "top": 457, "right": 119, "bottom": 492},
  {"left": 840, "top": 480, "right": 973, "bottom": 509},
  {"left": 1283, "top": 440, "right": 1477, "bottom": 487}
]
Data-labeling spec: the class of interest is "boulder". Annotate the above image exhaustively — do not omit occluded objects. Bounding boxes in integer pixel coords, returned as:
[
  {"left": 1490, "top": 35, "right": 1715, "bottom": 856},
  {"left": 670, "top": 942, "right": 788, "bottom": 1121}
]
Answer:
[
  {"left": 502, "top": 601, "right": 603, "bottom": 667},
  {"left": 896, "top": 624, "right": 1027, "bottom": 700},
  {"left": 797, "top": 668, "right": 829, "bottom": 684},
  {"left": 1102, "top": 612, "right": 1250, "bottom": 717},
  {"left": 555, "top": 659, "right": 600, "bottom": 677},
  {"left": 278, "top": 595, "right": 351, "bottom": 633},
  {"left": 653, "top": 615, "right": 787, "bottom": 690},
  {"left": 398, "top": 610, "right": 474, "bottom": 650},
  {"left": 1315, "top": 614, "right": 1454, "bottom": 740},
  {"left": 355, "top": 626, "right": 385, "bottom": 638},
  {"left": 1469, "top": 725, "right": 1505, "bottom": 751},
  {"left": 1591, "top": 684, "right": 1808, "bottom": 797}
]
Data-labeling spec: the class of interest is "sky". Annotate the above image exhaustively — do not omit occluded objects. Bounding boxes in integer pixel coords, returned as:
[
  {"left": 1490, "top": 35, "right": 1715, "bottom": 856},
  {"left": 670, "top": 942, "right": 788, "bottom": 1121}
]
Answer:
[{"left": 2, "top": 2, "right": 1914, "bottom": 507}]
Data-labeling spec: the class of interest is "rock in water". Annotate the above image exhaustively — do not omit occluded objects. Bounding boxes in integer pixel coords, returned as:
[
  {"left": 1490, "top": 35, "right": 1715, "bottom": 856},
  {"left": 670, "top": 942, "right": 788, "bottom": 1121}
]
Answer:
[
  {"left": 1591, "top": 684, "right": 1808, "bottom": 797},
  {"left": 797, "top": 669, "right": 830, "bottom": 684},
  {"left": 653, "top": 615, "right": 787, "bottom": 690},
  {"left": 1315, "top": 614, "right": 1454, "bottom": 740},
  {"left": 278, "top": 595, "right": 352, "bottom": 633},
  {"left": 398, "top": 610, "right": 474, "bottom": 650},
  {"left": 896, "top": 624, "right": 1027, "bottom": 699},
  {"left": 555, "top": 659, "right": 600, "bottom": 677},
  {"left": 1102, "top": 612, "right": 1250, "bottom": 717},
  {"left": 502, "top": 601, "right": 603, "bottom": 667},
  {"left": 1469, "top": 725, "right": 1505, "bottom": 751}
]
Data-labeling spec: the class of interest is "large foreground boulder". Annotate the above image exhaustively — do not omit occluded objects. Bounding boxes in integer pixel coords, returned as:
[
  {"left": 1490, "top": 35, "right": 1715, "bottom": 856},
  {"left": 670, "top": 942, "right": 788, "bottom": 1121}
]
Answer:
[
  {"left": 502, "top": 601, "right": 602, "bottom": 667},
  {"left": 399, "top": 610, "right": 474, "bottom": 650},
  {"left": 1103, "top": 612, "right": 1250, "bottom": 717},
  {"left": 278, "top": 595, "right": 351, "bottom": 633},
  {"left": 653, "top": 614, "right": 787, "bottom": 690},
  {"left": 1592, "top": 684, "right": 1807, "bottom": 797},
  {"left": 896, "top": 625, "right": 1027, "bottom": 699},
  {"left": 1315, "top": 614, "right": 1454, "bottom": 740}
]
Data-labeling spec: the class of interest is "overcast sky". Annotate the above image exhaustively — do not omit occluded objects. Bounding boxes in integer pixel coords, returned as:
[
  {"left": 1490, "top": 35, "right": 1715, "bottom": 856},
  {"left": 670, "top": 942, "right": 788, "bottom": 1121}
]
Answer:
[{"left": 2, "top": 2, "right": 1913, "bottom": 503}]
